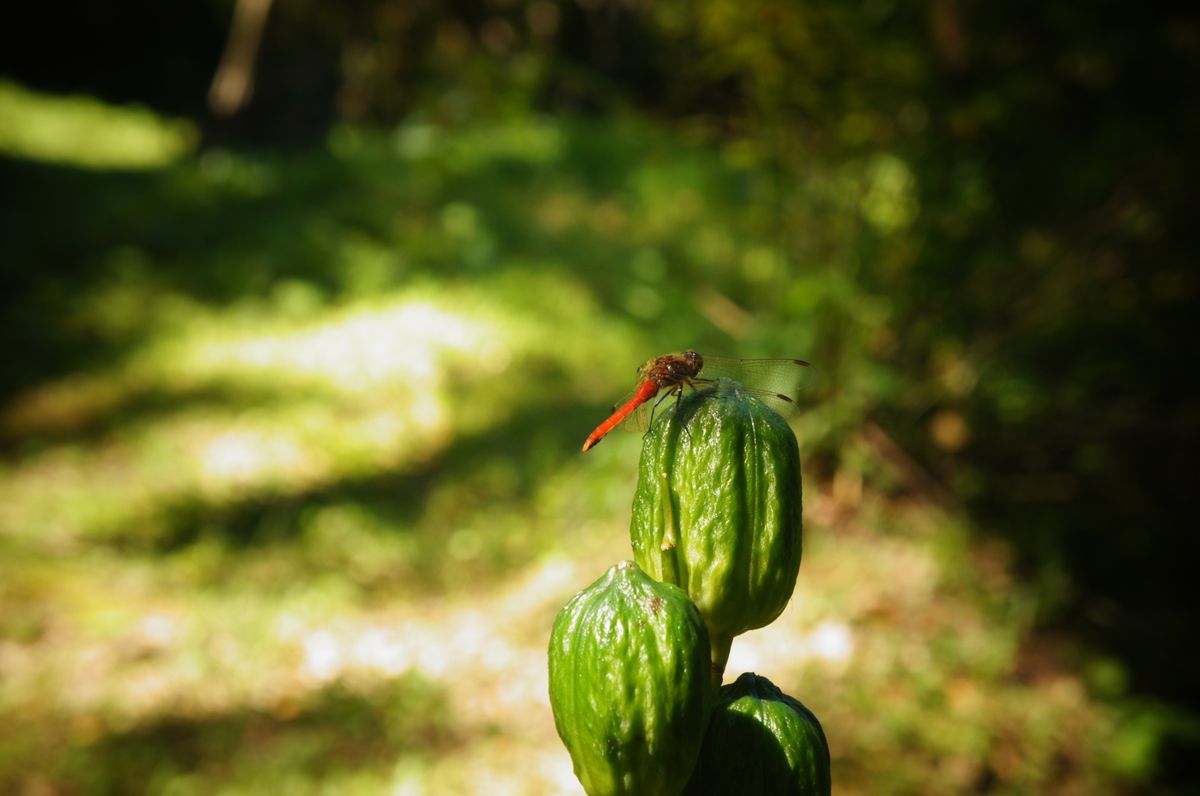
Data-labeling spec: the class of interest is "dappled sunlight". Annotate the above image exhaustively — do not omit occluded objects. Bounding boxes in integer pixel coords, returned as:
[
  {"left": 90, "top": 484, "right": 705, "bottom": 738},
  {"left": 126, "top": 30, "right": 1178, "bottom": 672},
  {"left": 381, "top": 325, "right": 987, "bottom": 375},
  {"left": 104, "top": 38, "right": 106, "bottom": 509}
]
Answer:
[
  {"left": 1, "top": 542, "right": 606, "bottom": 794},
  {"left": 382, "top": 117, "right": 565, "bottom": 168},
  {"left": 0, "top": 293, "right": 521, "bottom": 549},
  {"left": 198, "top": 426, "right": 315, "bottom": 489},
  {"left": 0, "top": 81, "right": 196, "bottom": 169},
  {"left": 727, "top": 618, "right": 856, "bottom": 676},
  {"left": 2, "top": 294, "right": 500, "bottom": 436},
  {"left": 860, "top": 154, "right": 918, "bottom": 233},
  {"left": 182, "top": 298, "right": 495, "bottom": 396}
]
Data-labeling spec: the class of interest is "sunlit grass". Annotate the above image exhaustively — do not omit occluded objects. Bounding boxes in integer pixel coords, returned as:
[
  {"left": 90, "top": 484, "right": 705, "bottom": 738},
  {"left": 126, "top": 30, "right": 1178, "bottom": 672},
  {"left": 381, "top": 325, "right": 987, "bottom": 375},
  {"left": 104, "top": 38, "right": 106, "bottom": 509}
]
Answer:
[{"left": 0, "top": 80, "right": 196, "bottom": 168}]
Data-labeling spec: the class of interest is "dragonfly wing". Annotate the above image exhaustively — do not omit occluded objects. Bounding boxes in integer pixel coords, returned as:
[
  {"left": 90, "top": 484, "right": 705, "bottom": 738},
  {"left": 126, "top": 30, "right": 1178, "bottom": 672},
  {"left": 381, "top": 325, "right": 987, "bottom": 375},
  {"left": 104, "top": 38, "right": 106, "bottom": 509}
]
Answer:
[{"left": 698, "top": 357, "right": 812, "bottom": 398}]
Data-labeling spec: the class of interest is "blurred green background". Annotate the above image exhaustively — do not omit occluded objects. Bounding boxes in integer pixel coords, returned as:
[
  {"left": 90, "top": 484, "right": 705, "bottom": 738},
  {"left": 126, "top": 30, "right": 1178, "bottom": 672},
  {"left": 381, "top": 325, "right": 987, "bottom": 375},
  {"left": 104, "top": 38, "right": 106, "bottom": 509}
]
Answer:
[{"left": 1, "top": 1, "right": 1197, "bottom": 793}]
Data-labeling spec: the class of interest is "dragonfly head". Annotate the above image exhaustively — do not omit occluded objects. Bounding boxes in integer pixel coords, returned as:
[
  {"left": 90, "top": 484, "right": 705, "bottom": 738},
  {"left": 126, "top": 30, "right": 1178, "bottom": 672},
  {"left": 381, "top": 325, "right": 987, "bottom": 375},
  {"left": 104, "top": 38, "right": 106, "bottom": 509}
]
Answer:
[{"left": 681, "top": 350, "right": 703, "bottom": 375}]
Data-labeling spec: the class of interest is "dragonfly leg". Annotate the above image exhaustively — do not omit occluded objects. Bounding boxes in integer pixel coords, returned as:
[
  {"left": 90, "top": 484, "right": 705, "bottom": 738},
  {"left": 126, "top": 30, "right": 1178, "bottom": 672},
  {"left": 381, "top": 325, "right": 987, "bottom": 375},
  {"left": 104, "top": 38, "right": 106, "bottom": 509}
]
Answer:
[
  {"left": 647, "top": 388, "right": 675, "bottom": 432},
  {"left": 673, "top": 387, "right": 694, "bottom": 444}
]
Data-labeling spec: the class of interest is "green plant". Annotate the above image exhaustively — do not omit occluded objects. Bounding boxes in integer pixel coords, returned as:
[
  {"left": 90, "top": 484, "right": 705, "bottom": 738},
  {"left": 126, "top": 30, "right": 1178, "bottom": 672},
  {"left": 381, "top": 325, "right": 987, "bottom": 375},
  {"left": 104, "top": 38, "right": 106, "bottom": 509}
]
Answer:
[
  {"left": 630, "top": 379, "right": 803, "bottom": 681},
  {"left": 550, "top": 374, "right": 826, "bottom": 794},
  {"left": 547, "top": 560, "right": 713, "bottom": 796},
  {"left": 683, "top": 672, "right": 831, "bottom": 796}
]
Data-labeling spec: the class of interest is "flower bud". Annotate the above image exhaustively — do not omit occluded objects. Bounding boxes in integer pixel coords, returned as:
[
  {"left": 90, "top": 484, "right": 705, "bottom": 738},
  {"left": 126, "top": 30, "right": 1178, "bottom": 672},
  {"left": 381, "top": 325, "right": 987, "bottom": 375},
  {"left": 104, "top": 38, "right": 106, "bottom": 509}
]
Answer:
[
  {"left": 631, "top": 379, "right": 803, "bottom": 674},
  {"left": 682, "top": 672, "right": 831, "bottom": 796},
  {"left": 548, "top": 560, "right": 713, "bottom": 796}
]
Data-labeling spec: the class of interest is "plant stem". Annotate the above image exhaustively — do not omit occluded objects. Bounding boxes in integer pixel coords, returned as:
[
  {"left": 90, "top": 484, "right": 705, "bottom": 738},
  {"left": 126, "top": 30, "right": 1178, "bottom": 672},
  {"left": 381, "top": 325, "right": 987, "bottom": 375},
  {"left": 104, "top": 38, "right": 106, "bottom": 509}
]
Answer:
[
  {"left": 659, "top": 541, "right": 678, "bottom": 587},
  {"left": 710, "top": 633, "right": 732, "bottom": 692}
]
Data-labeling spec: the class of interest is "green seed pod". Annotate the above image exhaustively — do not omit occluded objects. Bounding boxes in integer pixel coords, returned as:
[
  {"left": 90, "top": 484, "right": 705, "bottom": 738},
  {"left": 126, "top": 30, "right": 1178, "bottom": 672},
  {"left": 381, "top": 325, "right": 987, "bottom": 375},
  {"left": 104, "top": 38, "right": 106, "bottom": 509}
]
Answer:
[
  {"left": 548, "top": 560, "right": 714, "bottom": 796},
  {"left": 630, "top": 379, "right": 803, "bottom": 675},
  {"left": 682, "top": 672, "right": 831, "bottom": 796}
]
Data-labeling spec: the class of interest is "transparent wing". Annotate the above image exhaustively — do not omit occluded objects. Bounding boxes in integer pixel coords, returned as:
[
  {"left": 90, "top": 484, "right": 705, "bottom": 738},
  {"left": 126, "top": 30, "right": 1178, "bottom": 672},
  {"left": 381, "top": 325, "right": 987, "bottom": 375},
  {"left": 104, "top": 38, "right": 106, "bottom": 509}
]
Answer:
[{"left": 696, "top": 357, "right": 813, "bottom": 401}]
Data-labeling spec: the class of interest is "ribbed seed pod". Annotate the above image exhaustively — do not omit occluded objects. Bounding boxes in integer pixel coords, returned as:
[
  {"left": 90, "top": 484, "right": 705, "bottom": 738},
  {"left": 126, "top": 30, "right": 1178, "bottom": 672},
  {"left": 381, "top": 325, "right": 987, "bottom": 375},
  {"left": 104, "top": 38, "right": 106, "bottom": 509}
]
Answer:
[
  {"left": 548, "top": 560, "right": 714, "bottom": 796},
  {"left": 682, "top": 672, "right": 831, "bottom": 796},
  {"left": 630, "top": 379, "right": 803, "bottom": 677}
]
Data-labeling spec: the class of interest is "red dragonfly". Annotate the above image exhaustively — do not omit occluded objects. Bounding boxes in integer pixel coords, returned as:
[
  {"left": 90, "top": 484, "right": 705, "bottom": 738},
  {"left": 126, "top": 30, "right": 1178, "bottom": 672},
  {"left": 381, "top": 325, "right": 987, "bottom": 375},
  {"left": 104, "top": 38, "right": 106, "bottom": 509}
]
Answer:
[{"left": 582, "top": 351, "right": 810, "bottom": 452}]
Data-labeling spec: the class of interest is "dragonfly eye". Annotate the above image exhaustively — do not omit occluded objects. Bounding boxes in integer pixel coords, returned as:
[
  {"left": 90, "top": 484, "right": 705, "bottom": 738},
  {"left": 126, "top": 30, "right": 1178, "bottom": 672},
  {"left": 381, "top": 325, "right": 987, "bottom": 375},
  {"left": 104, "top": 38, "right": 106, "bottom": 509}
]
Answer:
[{"left": 682, "top": 351, "right": 703, "bottom": 372}]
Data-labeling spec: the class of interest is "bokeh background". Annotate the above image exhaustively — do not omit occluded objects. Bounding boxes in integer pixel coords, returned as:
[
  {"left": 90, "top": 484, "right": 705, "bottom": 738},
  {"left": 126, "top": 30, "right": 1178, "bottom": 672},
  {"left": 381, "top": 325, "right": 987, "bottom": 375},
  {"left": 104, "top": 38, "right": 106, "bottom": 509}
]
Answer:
[{"left": 1, "top": 1, "right": 1197, "bottom": 793}]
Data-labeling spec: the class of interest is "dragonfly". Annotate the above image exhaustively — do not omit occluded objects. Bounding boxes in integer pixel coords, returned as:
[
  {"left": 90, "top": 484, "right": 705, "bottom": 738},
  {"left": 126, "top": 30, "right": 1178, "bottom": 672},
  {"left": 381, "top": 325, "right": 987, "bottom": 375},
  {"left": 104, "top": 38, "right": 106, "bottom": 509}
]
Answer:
[{"left": 582, "top": 351, "right": 810, "bottom": 452}]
